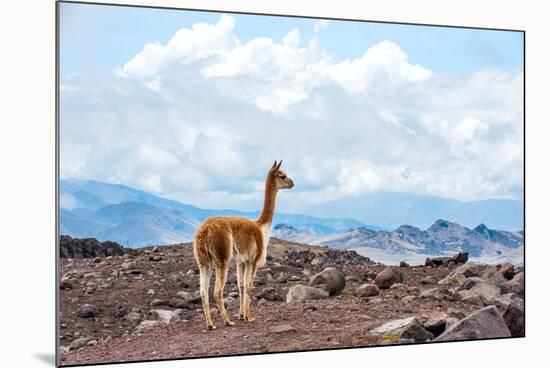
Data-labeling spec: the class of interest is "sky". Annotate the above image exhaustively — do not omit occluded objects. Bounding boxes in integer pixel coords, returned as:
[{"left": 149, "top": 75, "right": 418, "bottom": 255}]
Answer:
[{"left": 59, "top": 2, "right": 524, "bottom": 213}]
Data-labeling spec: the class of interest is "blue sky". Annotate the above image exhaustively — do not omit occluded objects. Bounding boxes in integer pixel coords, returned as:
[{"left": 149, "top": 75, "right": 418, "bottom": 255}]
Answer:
[
  {"left": 59, "top": 2, "right": 524, "bottom": 213},
  {"left": 60, "top": 2, "right": 523, "bottom": 77}
]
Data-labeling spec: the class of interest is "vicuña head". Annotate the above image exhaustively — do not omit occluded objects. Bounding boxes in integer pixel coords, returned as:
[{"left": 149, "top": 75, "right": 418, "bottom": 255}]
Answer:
[{"left": 193, "top": 160, "right": 294, "bottom": 330}]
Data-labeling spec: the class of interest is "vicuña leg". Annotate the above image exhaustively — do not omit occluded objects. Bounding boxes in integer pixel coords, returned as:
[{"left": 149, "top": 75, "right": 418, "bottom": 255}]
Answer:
[
  {"left": 243, "top": 262, "right": 258, "bottom": 322},
  {"left": 214, "top": 262, "right": 235, "bottom": 326},
  {"left": 199, "top": 263, "right": 215, "bottom": 330},
  {"left": 236, "top": 261, "right": 245, "bottom": 320}
]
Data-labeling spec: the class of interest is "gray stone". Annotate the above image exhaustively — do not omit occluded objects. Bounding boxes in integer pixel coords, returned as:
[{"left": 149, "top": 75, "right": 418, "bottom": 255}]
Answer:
[
  {"left": 124, "top": 312, "right": 142, "bottom": 323},
  {"left": 286, "top": 285, "right": 329, "bottom": 303},
  {"left": 503, "top": 302, "right": 524, "bottom": 337},
  {"left": 77, "top": 304, "right": 97, "bottom": 318},
  {"left": 309, "top": 267, "right": 346, "bottom": 295},
  {"left": 374, "top": 267, "right": 404, "bottom": 289},
  {"left": 354, "top": 284, "right": 380, "bottom": 297},
  {"left": 371, "top": 316, "right": 433, "bottom": 342},
  {"left": 434, "top": 306, "right": 511, "bottom": 341},
  {"left": 69, "top": 337, "right": 90, "bottom": 351}
]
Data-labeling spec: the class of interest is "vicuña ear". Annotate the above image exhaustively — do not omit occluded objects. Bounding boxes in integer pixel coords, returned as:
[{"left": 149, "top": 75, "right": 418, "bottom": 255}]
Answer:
[
  {"left": 271, "top": 160, "right": 277, "bottom": 170},
  {"left": 275, "top": 160, "right": 283, "bottom": 171}
]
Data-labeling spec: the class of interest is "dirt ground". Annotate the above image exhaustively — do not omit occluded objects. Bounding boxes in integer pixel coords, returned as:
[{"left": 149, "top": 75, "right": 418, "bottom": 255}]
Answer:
[{"left": 58, "top": 239, "right": 498, "bottom": 366}]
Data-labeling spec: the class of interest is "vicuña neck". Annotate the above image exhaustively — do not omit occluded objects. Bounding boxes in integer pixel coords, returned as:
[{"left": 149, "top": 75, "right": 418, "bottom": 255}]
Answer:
[{"left": 257, "top": 178, "right": 278, "bottom": 227}]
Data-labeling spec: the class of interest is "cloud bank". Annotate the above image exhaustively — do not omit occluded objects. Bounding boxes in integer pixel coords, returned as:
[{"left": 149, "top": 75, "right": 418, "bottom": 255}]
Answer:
[{"left": 60, "top": 15, "right": 523, "bottom": 212}]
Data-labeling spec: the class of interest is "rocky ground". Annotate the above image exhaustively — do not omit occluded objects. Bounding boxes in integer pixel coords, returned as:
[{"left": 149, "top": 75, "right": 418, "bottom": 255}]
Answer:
[{"left": 58, "top": 236, "right": 525, "bottom": 366}]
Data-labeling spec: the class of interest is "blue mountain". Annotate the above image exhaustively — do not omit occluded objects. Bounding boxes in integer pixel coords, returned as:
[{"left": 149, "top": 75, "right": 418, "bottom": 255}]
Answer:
[
  {"left": 304, "top": 191, "right": 523, "bottom": 231},
  {"left": 60, "top": 179, "right": 370, "bottom": 247}
]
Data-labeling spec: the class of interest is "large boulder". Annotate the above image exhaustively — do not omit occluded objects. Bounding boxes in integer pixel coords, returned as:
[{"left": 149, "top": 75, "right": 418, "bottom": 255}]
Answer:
[
  {"left": 434, "top": 306, "right": 511, "bottom": 341},
  {"left": 371, "top": 316, "right": 434, "bottom": 342},
  {"left": 503, "top": 302, "right": 525, "bottom": 337},
  {"left": 375, "top": 267, "right": 404, "bottom": 289},
  {"left": 309, "top": 267, "right": 346, "bottom": 295},
  {"left": 286, "top": 285, "right": 329, "bottom": 303}
]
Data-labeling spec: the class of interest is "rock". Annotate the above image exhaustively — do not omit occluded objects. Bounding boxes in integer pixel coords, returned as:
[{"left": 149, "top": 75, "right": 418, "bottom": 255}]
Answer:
[
  {"left": 438, "top": 262, "right": 479, "bottom": 285},
  {"left": 270, "top": 324, "right": 296, "bottom": 333},
  {"left": 399, "top": 261, "right": 410, "bottom": 267},
  {"left": 77, "top": 304, "right": 97, "bottom": 318},
  {"left": 120, "top": 261, "right": 136, "bottom": 271},
  {"left": 500, "top": 272, "right": 524, "bottom": 297},
  {"left": 311, "top": 257, "right": 323, "bottom": 266},
  {"left": 124, "top": 312, "right": 142, "bottom": 323},
  {"left": 152, "top": 246, "right": 160, "bottom": 253},
  {"left": 59, "top": 235, "right": 126, "bottom": 258},
  {"left": 60, "top": 280, "right": 73, "bottom": 290},
  {"left": 309, "top": 267, "right": 346, "bottom": 295},
  {"left": 419, "top": 288, "right": 450, "bottom": 301},
  {"left": 149, "top": 299, "right": 168, "bottom": 306},
  {"left": 149, "top": 255, "right": 162, "bottom": 262},
  {"left": 452, "top": 252, "right": 469, "bottom": 264},
  {"left": 354, "top": 284, "right": 380, "bottom": 297},
  {"left": 256, "top": 287, "right": 283, "bottom": 301},
  {"left": 434, "top": 306, "right": 511, "bottom": 341},
  {"left": 146, "top": 289, "right": 155, "bottom": 296},
  {"left": 499, "top": 263, "right": 515, "bottom": 280},
  {"left": 467, "top": 282, "right": 501, "bottom": 305},
  {"left": 168, "top": 299, "right": 187, "bottom": 308},
  {"left": 69, "top": 337, "right": 90, "bottom": 351},
  {"left": 402, "top": 295, "right": 416, "bottom": 303},
  {"left": 459, "top": 277, "right": 484, "bottom": 290},
  {"left": 430, "top": 256, "right": 452, "bottom": 266},
  {"left": 371, "top": 316, "right": 434, "bottom": 342},
  {"left": 454, "top": 262, "right": 480, "bottom": 278},
  {"left": 390, "top": 283, "right": 405, "bottom": 289},
  {"left": 422, "top": 312, "right": 449, "bottom": 337},
  {"left": 134, "top": 320, "right": 163, "bottom": 334},
  {"left": 286, "top": 285, "right": 329, "bottom": 303},
  {"left": 425, "top": 258, "right": 433, "bottom": 267},
  {"left": 374, "top": 267, "right": 404, "bottom": 289},
  {"left": 147, "top": 309, "right": 179, "bottom": 324},
  {"left": 421, "top": 276, "right": 438, "bottom": 285},
  {"left": 503, "top": 302, "right": 524, "bottom": 337}
]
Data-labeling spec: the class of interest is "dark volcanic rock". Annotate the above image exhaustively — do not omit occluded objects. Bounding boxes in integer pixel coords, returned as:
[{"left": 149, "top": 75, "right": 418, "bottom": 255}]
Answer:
[
  {"left": 434, "top": 306, "right": 511, "bottom": 341},
  {"left": 375, "top": 267, "right": 404, "bottom": 289},
  {"left": 453, "top": 252, "right": 469, "bottom": 264},
  {"left": 309, "top": 267, "right": 346, "bottom": 295},
  {"left": 77, "top": 304, "right": 97, "bottom": 318},
  {"left": 60, "top": 235, "right": 127, "bottom": 258}
]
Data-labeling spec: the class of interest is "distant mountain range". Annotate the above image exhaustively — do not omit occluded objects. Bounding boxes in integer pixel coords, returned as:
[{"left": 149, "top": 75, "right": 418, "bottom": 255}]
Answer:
[
  {"left": 304, "top": 191, "right": 523, "bottom": 231},
  {"left": 60, "top": 179, "right": 370, "bottom": 247},
  {"left": 272, "top": 220, "right": 524, "bottom": 259},
  {"left": 59, "top": 179, "right": 524, "bottom": 265}
]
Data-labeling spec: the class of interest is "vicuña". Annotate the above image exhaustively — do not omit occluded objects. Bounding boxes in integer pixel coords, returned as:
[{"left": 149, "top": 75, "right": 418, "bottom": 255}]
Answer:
[{"left": 193, "top": 160, "right": 294, "bottom": 330}]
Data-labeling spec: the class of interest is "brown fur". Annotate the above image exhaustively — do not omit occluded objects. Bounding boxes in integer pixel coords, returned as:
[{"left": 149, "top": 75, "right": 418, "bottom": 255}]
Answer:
[{"left": 193, "top": 160, "right": 294, "bottom": 330}]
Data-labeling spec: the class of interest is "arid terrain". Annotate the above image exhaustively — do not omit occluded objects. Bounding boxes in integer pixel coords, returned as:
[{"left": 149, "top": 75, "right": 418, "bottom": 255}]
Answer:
[{"left": 58, "top": 236, "right": 524, "bottom": 366}]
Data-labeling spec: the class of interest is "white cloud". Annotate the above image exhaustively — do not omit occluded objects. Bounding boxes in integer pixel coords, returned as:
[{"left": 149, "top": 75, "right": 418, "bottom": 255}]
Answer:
[
  {"left": 314, "top": 20, "right": 329, "bottom": 33},
  {"left": 60, "top": 15, "right": 523, "bottom": 211}
]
